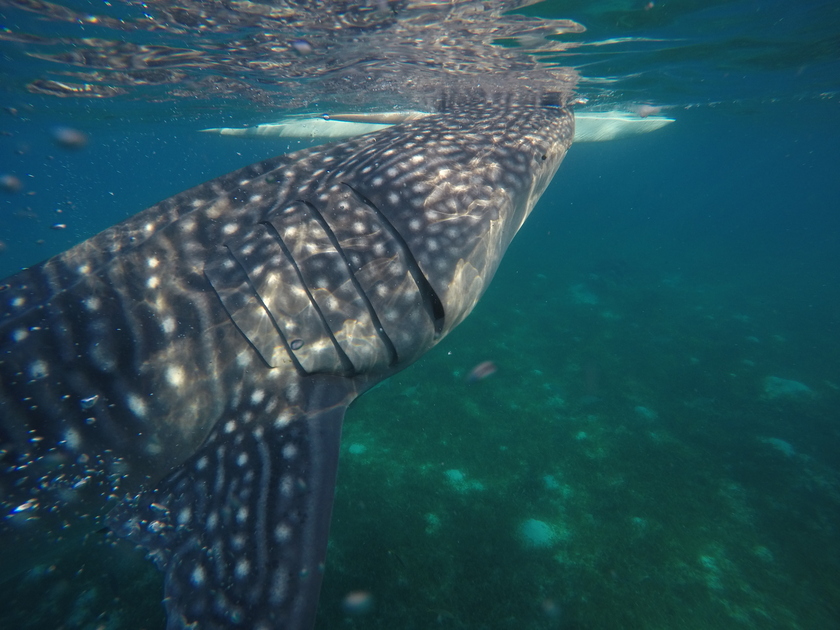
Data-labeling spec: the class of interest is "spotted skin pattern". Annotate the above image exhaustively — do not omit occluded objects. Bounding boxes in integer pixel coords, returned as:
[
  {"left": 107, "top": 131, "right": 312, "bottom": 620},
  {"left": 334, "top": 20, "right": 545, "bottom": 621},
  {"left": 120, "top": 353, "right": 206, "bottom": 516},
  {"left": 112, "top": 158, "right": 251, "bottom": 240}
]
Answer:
[{"left": 0, "top": 96, "right": 574, "bottom": 629}]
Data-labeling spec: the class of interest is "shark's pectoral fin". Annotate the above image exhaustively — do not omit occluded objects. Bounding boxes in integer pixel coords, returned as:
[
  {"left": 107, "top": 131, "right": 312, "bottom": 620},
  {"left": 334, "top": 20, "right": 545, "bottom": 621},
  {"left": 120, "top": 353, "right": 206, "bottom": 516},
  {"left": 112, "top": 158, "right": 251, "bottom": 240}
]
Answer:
[{"left": 108, "top": 388, "right": 347, "bottom": 630}]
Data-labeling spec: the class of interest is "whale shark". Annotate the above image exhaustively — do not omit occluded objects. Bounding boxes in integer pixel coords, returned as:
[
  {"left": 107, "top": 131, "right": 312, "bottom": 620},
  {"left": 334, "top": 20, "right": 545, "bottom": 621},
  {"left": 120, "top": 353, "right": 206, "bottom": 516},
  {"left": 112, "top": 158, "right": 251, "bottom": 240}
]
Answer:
[{"left": 0, "top": 93, "right": 575, "bottom": 629}]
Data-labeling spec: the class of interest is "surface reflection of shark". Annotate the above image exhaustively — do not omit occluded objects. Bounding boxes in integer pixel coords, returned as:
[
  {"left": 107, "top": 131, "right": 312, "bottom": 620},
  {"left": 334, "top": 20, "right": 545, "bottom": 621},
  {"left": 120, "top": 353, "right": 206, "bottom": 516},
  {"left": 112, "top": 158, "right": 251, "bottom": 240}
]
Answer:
[
  {"left": 1, "top": 92, "right": 579, "bottom": 629},
  {"left": 202, "top": 109, "right": 674, "bottom": 144}
]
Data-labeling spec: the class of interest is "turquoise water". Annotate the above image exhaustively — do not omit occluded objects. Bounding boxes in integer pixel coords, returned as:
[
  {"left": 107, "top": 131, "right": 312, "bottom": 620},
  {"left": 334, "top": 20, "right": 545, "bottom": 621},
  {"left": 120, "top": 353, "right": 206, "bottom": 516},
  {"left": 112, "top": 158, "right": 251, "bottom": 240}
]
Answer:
[
  {"left": 1, "top": 1, "right": 839, "bottom": 628},
  {"left": 318, "top": 104, "right": 840, "bottom": 629}
]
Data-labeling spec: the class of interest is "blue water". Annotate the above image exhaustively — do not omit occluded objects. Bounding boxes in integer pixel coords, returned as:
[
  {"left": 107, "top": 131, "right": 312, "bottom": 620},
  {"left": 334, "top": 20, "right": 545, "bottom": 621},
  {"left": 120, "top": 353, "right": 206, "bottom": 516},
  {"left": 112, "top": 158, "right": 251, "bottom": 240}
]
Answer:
[
  {"left": 1, "top": 1, "right": 839, "bottom": 628},
  {"left": 325, "top": 101, "right": 840, "bottom": 629}
]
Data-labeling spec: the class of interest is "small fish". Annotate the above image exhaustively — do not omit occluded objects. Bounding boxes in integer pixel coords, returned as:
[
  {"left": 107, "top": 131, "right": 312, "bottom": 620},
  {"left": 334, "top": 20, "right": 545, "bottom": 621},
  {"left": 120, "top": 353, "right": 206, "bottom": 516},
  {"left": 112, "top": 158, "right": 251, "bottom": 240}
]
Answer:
[
  {"left": 51, "top": 126, "right": 88, "bottom": 150},
  {"left": 467, "top": 360, "right": 498, "bottom": 382},
  {"left": 291, "top": 39, "right": 314, "bottom": 55},
  {"left": 0, "top": 174, "right": 22, "bottom": 193},
  {"left": 342, "top": 590, "right": 374, "bottom": 615}
]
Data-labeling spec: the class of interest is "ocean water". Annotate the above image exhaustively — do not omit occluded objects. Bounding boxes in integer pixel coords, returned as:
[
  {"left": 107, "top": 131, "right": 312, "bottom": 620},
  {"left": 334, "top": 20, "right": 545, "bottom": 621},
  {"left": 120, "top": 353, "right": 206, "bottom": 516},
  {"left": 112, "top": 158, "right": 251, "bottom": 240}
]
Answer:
[
  {"left": 1, "top": 1, "right": 839, "bottom": 629},
  {"left": 323, "top": 101, "right": 840, "bottom": 629}
]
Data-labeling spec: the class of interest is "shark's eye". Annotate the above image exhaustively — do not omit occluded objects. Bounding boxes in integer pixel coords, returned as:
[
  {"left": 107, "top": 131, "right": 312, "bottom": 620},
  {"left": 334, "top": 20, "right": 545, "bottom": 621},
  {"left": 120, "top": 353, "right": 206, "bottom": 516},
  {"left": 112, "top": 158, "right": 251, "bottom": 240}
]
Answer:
[{"left": 541, "top": 154, "right": 548, "bottom": 161}]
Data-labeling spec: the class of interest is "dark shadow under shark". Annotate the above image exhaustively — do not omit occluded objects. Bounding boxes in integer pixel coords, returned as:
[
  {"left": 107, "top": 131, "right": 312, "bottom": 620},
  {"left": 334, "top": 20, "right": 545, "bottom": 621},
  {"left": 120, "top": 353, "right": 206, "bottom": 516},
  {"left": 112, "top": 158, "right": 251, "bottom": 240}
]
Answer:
[{"left": 0, "top": 93, "right": 574, "bottom": 629}]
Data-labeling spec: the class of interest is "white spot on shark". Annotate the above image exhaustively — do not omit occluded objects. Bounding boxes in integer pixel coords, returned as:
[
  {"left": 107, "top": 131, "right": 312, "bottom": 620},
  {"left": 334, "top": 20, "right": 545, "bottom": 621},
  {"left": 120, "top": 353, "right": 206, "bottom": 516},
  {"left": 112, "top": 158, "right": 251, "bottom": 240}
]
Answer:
[
  {"left": 191, "top": 565, "right": 206, "bottom": 586},
  {"left": 177, "top": 507, "right": 192, "bottom": 524},
  {"left": 28, "top": 360, "right": 49, "bottom": 380},
  {"left": 83, "top": 296, "right": 101, "bottom": 311},
  {"left": 127, "top": 393, "right": 148, "bottom": 418},
  {"left": 165, "top": 365, "right": 185, "bottom": 388},
  {"left": 161, "top": 316, "right": 176, "bottom": 334},
  {"left": 274, "top": 523, "right": 292, "bottom": 542},
  {"left": 235, "top": 559, "right": 250, "bottom": 579},
  {"left": 64, "top": 427, "right": 82, "bottom": 450},
  {"left": 280, "top": 475, "right": 294, "bottom": 497}
]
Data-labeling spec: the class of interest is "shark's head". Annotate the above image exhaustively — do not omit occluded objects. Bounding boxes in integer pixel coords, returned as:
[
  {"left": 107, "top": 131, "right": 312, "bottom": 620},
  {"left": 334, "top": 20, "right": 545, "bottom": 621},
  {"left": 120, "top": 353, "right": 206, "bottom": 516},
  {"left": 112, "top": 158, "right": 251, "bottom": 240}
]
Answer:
[{"left": 343, "top": 98, "right": 576, "bottom": 340}]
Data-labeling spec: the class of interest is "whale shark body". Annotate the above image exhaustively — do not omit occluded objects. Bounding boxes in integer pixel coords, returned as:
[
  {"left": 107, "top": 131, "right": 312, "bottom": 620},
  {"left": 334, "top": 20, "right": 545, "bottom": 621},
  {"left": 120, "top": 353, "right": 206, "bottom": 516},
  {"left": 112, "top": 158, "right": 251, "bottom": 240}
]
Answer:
[{"left": 0, "top": 95, "right": 575, "bottom": 629}]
